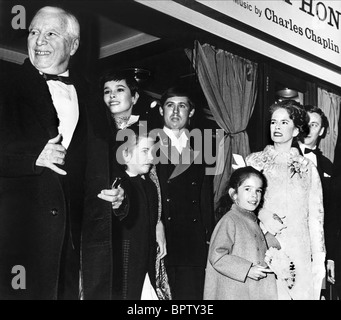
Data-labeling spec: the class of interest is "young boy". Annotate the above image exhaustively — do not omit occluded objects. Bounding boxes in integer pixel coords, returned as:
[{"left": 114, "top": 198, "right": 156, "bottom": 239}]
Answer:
[{"left": 111, "top": 128, "right": 171, "bottom": 300}]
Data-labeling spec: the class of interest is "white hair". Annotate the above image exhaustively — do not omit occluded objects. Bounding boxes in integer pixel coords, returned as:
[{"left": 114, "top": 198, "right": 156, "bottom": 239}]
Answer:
[{"left": 32, "top": 6, "right": 80, "bottom": 40}]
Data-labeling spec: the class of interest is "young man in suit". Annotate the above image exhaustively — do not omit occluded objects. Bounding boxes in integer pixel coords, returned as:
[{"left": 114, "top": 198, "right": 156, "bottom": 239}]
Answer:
[
  {"left": 0, "top": 6, "right": 123, "bottom": 299},
  {"left": 293, "top": 105, "right": 334, "bottom": 299},
  {"left": 156, "top": 87, "right": 214, "bottom": 300},
  {"left": 295, "top": 105, "right": 333, "bottom": 179}
]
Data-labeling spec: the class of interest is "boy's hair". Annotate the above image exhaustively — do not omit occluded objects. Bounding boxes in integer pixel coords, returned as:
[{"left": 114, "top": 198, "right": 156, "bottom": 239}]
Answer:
[
  {"left": 100, "top": 69, "right": 139, "bottom": 96},
  {"left": 215, "top": 166, "right": 267, "bottom": 221},
  {"left": 115, "top": 122, "right": 153, "bottom": 169},
  {"left": 269, "top": 100, "right": 310, "bottom": 141},
  {"left": 160, "top": 86, "right": 195, "bottom": 110}
]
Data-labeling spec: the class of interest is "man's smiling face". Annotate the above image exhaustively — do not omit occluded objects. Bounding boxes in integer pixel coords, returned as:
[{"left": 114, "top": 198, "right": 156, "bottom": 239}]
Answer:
[{"left": 27, "top": 11, "right": 78, "bottom": 75}]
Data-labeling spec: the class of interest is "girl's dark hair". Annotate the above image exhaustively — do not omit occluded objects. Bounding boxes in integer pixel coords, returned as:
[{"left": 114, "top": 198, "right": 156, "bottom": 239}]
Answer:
[
  {"left": 215, "top": 166, "right": 267, "bottom": 222},
  {"left": 229, "top": 166, "right": 267, "bottom": 192},
  {"left": 100, "top": 69, "right": 139, "bottom": 96},
  {"left": 269, "top": 100, "right": 310, "bottom": 141}
]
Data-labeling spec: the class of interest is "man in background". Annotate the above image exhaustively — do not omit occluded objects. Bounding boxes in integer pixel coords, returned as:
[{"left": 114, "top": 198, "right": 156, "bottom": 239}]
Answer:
[
  {"left": 156, "top": 87, "right": 214, "bottom": 300},
  {"left": 294, "top": 105, "right": 334, "bottom": 299}
]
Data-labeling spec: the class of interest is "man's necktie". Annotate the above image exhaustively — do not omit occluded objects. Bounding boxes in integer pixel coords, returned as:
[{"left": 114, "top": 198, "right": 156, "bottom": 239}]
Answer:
[
  {"left": 43, "top": 73, "right": 73, "bottom": 85},
  {"left": 304, "top": 147, "right": 317, "bottom": 155}
]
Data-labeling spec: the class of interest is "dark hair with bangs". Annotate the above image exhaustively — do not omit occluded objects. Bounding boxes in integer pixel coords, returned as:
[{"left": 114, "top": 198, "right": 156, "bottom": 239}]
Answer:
[
  {"left": 215, "top": 166, "right": 267, "bottom": 222},
  {"left": 100, "top": 69, "right": 139, "bottom": 96}
]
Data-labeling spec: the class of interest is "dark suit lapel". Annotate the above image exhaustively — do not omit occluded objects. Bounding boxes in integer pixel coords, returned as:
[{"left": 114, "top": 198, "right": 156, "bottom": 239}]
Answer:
[
  {"left": 159, "top": 136, "right": 170, "bottom": 162},
  {"left": 169, "top": 147, "right": 200, "bottom": 180},
  {"left": 315, "top": 148, "right": 324, "bottom": 179},
  {"left": 21, "top": 59, "right": 59, "bottom": 139}
]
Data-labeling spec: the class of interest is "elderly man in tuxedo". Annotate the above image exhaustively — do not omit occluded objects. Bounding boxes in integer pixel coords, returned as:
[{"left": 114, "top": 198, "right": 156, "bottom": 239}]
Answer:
[
  {"left": 156, "top": 87, "right": 214, "bottom": 300},
  {"left": 0, "top": 6, "right": 123, "bottom": 299}
]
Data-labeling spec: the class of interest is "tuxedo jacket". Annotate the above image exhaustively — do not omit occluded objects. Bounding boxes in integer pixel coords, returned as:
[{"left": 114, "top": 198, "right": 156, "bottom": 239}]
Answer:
[
  {"left": 293, "top": 142, "right": 333, "bottom": 186},
  {"left": 325, "top": 138, "right": 341, "bottom": 273},
  {"left": 156, "top": 132, "right": 214, "bottom": 267},
  {"left": 0, "top": 59, "right": 113, "bottom": 299}
]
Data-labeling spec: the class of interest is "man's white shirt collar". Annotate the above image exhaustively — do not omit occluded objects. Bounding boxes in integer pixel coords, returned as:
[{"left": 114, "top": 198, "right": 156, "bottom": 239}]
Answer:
[
  {"left": 299, "top": 143, "right": 317, "bottom": 166},
  {"left": 44, "top": 69, "right": 79, "bottom": 149},
  {"left": 39, "top": 70, "right": 70, "bottom": 77},
  {"left": 58, "top": 70, "right": 69, "bottom": 77},
  {"left": 163, "top": 126, "right": 188, "bottom": 154}
]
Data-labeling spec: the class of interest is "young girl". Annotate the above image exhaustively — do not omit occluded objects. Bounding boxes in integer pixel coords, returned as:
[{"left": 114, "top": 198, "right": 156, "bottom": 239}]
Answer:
[
  {"left": 113, "top": 127, "right": 171, "bottom": 300},
  {"left": 204, "top": 166, "right": 277, "bottom": 300}
]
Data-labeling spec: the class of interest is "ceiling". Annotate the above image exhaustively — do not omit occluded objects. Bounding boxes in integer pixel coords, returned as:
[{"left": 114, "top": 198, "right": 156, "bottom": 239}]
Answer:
[
  {"left": 0, "top": 0, "right": 163, "bottom": 58},
  {"left": 0, "top": 0, "right": 208, "bottom": 97}
]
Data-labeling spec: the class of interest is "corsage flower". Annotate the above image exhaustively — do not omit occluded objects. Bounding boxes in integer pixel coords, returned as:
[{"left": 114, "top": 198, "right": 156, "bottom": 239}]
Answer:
[{"left": 288, "top": 156, "right": 309, "bottom": 179}]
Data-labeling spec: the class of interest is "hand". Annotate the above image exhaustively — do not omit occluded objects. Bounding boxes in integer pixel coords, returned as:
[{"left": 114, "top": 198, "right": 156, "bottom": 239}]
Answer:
[
  {"left": 247, "top": 265, "right": 270, "bottom": 281},
  {"left": 259, "top": 208, "right": 287, "bottom": 235},
  {"left": 327, "top": 260, "right": 335, "bottom": 284},
  {"left": 35, "top": 134, "right": 67, "bottom": 175},
  {"left": 97, "top": 186, "right": 125, "bottom": 209},
  {"left": 156, "top": 221, "right": 167, "bottom": 259}
]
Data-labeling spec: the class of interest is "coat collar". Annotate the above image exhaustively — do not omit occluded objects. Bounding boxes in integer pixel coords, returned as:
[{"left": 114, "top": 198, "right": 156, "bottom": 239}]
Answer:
[{"left": 231, "top": 204, "right": 257, "bottom": 222}]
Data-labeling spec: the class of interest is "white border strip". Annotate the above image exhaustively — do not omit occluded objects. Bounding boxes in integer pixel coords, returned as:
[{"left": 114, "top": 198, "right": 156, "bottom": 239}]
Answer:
[
  {"left": 99, "top": 33, "right": 159, "bottom": 58},
  {"left": 0, "top": 47, "right": 27, "bottom": 64},
  {"left": 136, "top": 0, "right": 341, "bottom": 87}
]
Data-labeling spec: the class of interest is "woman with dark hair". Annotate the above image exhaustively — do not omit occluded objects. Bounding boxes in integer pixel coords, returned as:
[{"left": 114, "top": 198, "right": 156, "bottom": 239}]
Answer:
[
  {"left": 101, "top": 69, "right": 141, "bottom": 131},
  {"left": 98, "top": 70, "right": 170, "bottom": 299},
  {"left": 246, "top": 100, "right": 326, "bottom": 300}
]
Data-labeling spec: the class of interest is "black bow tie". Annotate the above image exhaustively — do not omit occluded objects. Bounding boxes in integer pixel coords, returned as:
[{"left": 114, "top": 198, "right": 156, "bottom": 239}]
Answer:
[
  {"left": 43, "top": 73, "right": 73, "bottom": 85},
  {"left": 304, "top": 147, "right": 318, "bottom": 155}
]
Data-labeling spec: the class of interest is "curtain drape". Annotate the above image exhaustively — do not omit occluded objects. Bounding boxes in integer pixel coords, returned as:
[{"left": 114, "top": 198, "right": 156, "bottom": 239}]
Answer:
[
  {"left": 185, "top": 41, "right": 258, "bottom": 217},
  {"left": 317, "top": 88, "right": 341, "bottom": 163}
]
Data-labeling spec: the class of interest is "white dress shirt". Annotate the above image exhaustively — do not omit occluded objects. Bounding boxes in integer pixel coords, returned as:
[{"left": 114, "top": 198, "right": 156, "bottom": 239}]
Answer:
[
  {"left": 45, "top": 70, "right": 79, "bottom": 149},
  {"left": 299, "top": 143, "right": 317, "bottom": 166}
]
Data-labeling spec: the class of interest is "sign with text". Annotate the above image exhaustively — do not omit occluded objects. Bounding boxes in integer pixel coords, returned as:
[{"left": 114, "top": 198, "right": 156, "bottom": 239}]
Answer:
[{"left": 198, "top": 0, "right": 341, "bottom": 70}]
